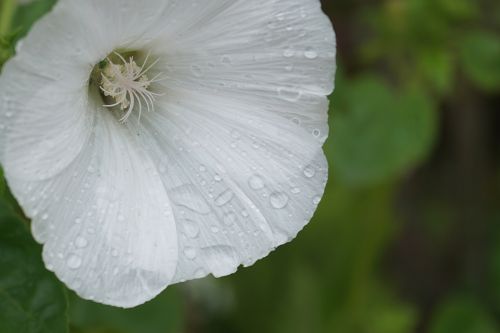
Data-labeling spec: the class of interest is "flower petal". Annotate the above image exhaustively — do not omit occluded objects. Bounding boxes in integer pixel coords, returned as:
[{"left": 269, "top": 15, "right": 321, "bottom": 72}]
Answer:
[
  {"left": 130, "top": 0, "right": 335, "bottom": 281},
  {"left": 152, "top": 0, "right": 335, "bottom": 144},
  {"left": 136, "top": 88, "right": 328, "bottom": 282},
  {"left": 7, "top": 107, "right": 178, "bottom": 308}
]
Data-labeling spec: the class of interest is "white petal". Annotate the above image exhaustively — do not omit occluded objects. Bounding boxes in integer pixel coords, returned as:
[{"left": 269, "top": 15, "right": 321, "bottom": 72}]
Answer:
[
  {"left": 0, "top": 67, "right": 92, "bottom": 181},
  {"left": 7, "top": 107, "right": 178, "bottom": 308},
  {"left": 151, "top": 0, "right": 335, "bottom": 143},
  {"left": 130, "top": 0, "right": 335, "bottom": 281},
  {"left": 135, "top": 89, "right": 328, "bottom": 282}
]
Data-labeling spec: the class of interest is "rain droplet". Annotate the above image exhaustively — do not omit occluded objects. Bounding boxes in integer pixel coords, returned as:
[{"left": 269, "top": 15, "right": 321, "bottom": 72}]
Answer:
[
  {"left": 303, "top": 165, "right": 316, "bottom": 178},
  {"left": 171, "top": 185, "right": 211, "bottom": 214},
  {"left": 290, "top": 187, "right": 301, "bottom": 194},
  {"left": 215, "top": 189, "right": 234, "bottom": 206},
  {"left": 67, "top": 254, "right": 82, "bottom": 269},
  {"left": 75, "top": 236, "right": 88, "bottom": 248},
  {"left": 221, "top": 55, "right": 232, "bottom": 64},
  {"left": 248, "top": 175, "right": 265, "bottom": 190},
  {"left": 304, "top": 48, "right": 318, "bottom": 59},
  {"left": 278, "top": 87, "right": 301, "bottom": 102},
  {"left": 283, "top": 48, "right": 295, "bottom": 58},
  {"left": 183, "top": 219, "right": 200, "bottom": 239},
  {"left": 184, "top": 247, "right": 197, "bottom": 260},
  {"left": 270, "top": 192, "right": 289, "bottom": 209}
]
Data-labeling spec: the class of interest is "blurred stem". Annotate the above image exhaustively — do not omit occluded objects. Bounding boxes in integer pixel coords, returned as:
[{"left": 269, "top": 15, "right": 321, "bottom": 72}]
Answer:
[{"left": 0, "top": 0, "right": 15, "bottom": 37}]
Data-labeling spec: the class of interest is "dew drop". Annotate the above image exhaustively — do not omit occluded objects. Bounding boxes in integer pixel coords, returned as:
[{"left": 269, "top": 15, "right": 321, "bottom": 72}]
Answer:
[
  {"left": 183, "top": 219, "right": 200, "bottom": 239},
  {"left": 215, "top": 189, "right": 234, "bottom": 207},
  {"left": 303, "top": 165, "right": 316, "bottom": 178},
  {"left": 221, "top": 55, "right": 232, "bottom": 65},
  {"left": 67, "top": 254, "right": 82, "bottom": 269},
  {"left": 184, "top": 247, "right": 197, "bottom": 260},
  {"left": 171, "top": 184, "right": 211, "bottom": 214},
  {"left": 283, "top": 48, "right": 295, "bottom": 58},
  {"left": 270, "top": 192, "right": 289, "bottom": 209},
  {"left": 75, "top": 236, "right": 88, "bottom": 248},
  {"left": 290, "top": 187, "right": 301, "bottom": 194},
  {"left": 248, "top": 175, "right": 265, "bottom": 190},
  {"left": 278, "top": 87, "right": 301, "bottom": 102},
  {"left": 304, "top": 48, "right": 318, "bottom": 59}
]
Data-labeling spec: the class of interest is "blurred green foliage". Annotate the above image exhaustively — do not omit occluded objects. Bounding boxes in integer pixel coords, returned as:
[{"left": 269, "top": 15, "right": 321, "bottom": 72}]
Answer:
[
  {"left": 0, "top": 0, "right": 500, "bottom": 332},
  {"left": 0, "top": 201, "right": 67, "bottom": 333}
]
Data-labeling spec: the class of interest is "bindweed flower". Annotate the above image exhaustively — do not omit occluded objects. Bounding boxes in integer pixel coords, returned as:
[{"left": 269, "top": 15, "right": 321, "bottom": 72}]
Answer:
[{"left": 0, "top": 0, "right": 336, "bottom": 307}]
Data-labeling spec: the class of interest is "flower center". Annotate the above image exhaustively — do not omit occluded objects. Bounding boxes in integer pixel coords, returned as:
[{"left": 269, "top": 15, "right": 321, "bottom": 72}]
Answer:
[{"left": 96, "top": 52, "right": 163, "bottom": 123}]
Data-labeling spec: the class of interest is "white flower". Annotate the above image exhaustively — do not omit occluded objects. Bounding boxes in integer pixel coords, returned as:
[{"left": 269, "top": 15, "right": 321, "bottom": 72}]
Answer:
[{"left": 0, "top": 0, "right": 336, "bottom": 308}]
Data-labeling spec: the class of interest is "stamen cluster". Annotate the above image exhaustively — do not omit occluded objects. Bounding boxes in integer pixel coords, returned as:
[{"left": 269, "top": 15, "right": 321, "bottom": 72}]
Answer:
[{"left": 100, "top": 53, "right": 163, "bottom": 122}]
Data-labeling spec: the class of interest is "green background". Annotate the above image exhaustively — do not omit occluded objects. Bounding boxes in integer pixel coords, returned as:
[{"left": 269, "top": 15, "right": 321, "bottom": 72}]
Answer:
[{"left": 1, "top": 0, "right": 500, "bottom": 332}]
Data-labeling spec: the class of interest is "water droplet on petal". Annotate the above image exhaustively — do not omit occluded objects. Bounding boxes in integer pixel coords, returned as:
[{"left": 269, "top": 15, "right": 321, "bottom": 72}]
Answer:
[
  {"left": 313, "top": 196, "right": 322, "bottom": 205},
  {"left": 215, "top": 189, "right": 234, "bottom": 207},
  {"left": 75, "top": 236, "right": 88, "bottom": 248},
  {"left": 283, "top": 48, "right": 295, "bottom": 58},
  {"left": 171, "top": 185, "right": 211, "bottom": 214},
  {"left": 270, "top": 192, "right": 289, "bottom": 209},
  {"left": 184, "top": 247, "right": 197, "bottom": 260},
  {"left": 304, "top": 48, "right": 318, "bottom": 59},
  {"left": 183, "top": 219, "right": 200, "bottom": 239},
  {"left": 248, "top": 175, "right": 265, "bottom": 190},
  {"left": 303, "top": 165, "right": 316, "bottom": 178},
  {"left": 67, "top": 254, "right": 82, "bottom": 269}
]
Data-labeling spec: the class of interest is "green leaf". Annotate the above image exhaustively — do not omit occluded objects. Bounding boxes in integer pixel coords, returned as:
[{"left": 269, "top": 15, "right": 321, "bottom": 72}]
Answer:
[
  {"left": 329, "top": 75, "right": 438, "bottom": 186},
  {"left": 0, "top": 201, "right": 68, "bottom": 333},
  {"left": 429, "top": 296, "right": 498, "bottom": 333},
  {"left": 68, "top": 288, "right": 183, "bottom": 333},
  {"left": 417, "top": 48, "right": 454, "bottom": 94},
  {"left": 460, "top": 30, "right": 500, "bottom": 91},
  {"left": 12, "top": 0, "right": 57, "bottom": 42}
]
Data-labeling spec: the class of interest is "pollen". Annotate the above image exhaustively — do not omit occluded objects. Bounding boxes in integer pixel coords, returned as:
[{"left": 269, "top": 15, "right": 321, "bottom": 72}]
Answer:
[{"left": 99, "top": 52, "right": 163, "bottom": 122}]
